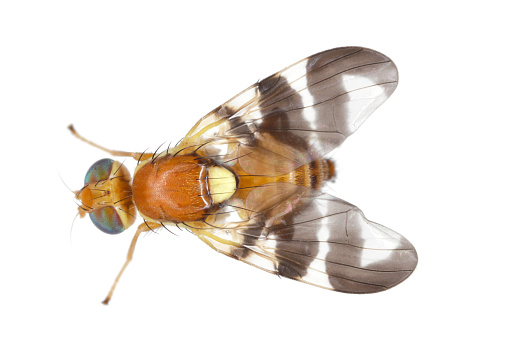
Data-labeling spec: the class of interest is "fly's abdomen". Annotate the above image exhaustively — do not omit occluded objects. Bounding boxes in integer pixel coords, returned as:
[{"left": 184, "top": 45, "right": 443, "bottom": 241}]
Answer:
[
  {"left": 234, "top": 158, "right": 335, "bottom": 192},
  {"left": 281, "top": 159, "right": 335, "bottom": 189}
]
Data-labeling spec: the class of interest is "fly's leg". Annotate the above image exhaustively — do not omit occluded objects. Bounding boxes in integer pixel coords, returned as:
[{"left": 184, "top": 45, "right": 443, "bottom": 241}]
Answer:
[
  {"left": 68, "top": 124, "right": 154, "bottom": 161},
  {"left": 102, "top": 221, "right": 161, "bottom": 305}
]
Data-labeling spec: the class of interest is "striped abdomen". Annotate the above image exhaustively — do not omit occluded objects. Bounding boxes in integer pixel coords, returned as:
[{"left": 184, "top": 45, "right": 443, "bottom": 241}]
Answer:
[
  {"left": 235, "top": 158, "right": 335, "bottom": 191},
  {"left": 279, "top": 159, "right": 335, "bottom": 189}
]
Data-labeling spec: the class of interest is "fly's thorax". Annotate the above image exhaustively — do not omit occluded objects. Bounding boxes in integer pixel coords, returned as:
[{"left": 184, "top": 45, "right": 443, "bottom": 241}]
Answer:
[
  {"left": 132, "top": 154, "right": 236, "bottom": 223},
  {"left": 207, "top": 166, "right": 236, "bottom": 204},
  {"left": 76, "top": 159, "right": 136, "bottom": 234}
]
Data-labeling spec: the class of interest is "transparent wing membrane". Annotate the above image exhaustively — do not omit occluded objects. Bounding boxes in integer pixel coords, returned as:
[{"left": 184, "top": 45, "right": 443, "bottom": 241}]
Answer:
[
  {"left": 194, "top": 190, "right": 416, "bottom": 293},
  {"left": 182, "top": 47, "right": 398, "bottom": 175},
  {"left": 184, "top": 47, "right": 415, "bottom": 292}
]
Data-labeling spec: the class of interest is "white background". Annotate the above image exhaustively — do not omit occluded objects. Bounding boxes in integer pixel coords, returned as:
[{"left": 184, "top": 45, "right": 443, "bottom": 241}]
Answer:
[{"left": 1, "top": 1, "right": 507, "bottom": 338}]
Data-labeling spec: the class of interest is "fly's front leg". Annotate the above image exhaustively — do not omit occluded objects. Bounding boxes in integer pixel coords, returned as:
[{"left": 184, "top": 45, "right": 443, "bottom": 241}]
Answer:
[
  {"left": 68, "top": 124, "right": 154, "bottom": 161},
  {"left": 102, "top": 221, "right": 161, "bottom": 305}
]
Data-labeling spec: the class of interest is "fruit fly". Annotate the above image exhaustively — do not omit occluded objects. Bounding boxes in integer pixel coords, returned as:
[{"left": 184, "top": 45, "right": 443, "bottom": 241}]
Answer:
[{"left": 70, "top": 47, "right": 418, "bottom": 304}]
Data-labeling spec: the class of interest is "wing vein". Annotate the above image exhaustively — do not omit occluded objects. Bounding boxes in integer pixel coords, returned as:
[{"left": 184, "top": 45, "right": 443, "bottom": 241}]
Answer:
[
  {"left": 252, "top": 60, "right": 393, "bottom": 112},
  {"left": 269, "top": 247, "right": 414, "bottom": 273}
]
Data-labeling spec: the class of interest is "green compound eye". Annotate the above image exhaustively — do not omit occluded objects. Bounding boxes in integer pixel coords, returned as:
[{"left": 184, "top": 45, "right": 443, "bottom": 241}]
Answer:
[
  {"left": 84, "top": 159, "right": 114, "bottom": 184},
  {"left": 90, "top": 206, "right": 125, "bottom": 234}
]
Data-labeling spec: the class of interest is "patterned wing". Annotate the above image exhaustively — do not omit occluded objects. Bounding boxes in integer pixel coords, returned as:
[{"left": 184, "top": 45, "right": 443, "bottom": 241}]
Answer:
[
  {"left": 193, "top": 190, "right": 417, "bottom": 293},
  {"left": 181, "top": 47, "right": 416, "bottom": 292},
  {"left": 179, "top": 47, "right": 398, "bottom": 174}
]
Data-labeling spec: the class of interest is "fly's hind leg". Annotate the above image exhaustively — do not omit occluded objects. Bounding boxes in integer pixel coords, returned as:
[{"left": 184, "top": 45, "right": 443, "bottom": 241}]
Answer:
[
  {"left": 102, "top": 221, "right": 161, "bottom": 305},
  {"left": 68, "top": 124, "right": 154, "bottom": 161}
]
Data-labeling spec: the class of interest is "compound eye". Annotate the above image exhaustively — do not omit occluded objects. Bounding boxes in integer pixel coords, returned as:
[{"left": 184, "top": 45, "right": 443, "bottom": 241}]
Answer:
[
  {"left": 89, "top": 206, "right": 126, "bottom": 234},
  {"left": 84, "top": 159, "right": 114, "bottom": 184}
]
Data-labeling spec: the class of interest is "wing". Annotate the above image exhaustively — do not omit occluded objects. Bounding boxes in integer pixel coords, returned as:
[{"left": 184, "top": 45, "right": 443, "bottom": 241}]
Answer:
[
  {"left": 180, "top": 47, "right": 416, "bottom": 292},
  {"left": 192, "top": 190, "right": 417, "bottom": 293},
  {"left": 177, "top": 47, "right": 398, "bottom": 174}
]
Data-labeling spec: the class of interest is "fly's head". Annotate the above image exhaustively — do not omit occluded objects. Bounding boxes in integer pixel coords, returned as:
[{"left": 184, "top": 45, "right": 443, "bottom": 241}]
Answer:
[{"left": 75, "top": 159, "right": 136, "bottom": 234}]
